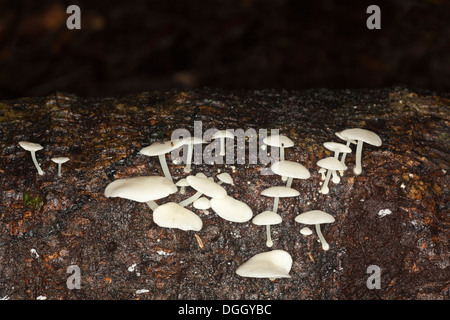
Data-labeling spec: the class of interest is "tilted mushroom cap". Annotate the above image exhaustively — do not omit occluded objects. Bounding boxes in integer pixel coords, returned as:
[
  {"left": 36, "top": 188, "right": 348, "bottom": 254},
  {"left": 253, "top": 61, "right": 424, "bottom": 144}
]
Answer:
[
  {"left": 252, "top": 211, "right": 282, "bottom": 226},
  {"left": 261, "top": 186, "right": 300, "bottom": 198},
  {"left": 335, "top": 132, "right": 357, "bottom": 144},
  {"left": 271, "top": 160, "right": 310, "bottom": 179},
  {"left": 153, "top": 202, "right": 203, "bottom": 231},
  {"left": 210, "top": 195, "right": 253, "bottom": 223},
  {"left": 217, "top": 172, "right": 234, "bottom": 185},
  {"left": 236, "top": 250, "right": 293, "bottom": 279},
  {"left": 193, "top": 197, "right": 211, "bottom": 210},
  {"left": 263, "top": 135, "right": 294, "bottom": 148},
  {"left": 323, "top": 142, "right": 352, "bottom": 155},
  {"left": 339, "top": 128, "right": 382, "bottom": 147},
  {"left": 104, "top": 176, "right": 177, "bottom": 202},
  {"left": 139, "top": 140, "right": 182, "bottom": 156},
  {"left": 295, "top": 210, "right": 335, "bottom": 225},
  {"left": 317, "top": 157, "right": 347, "bottom": 171},
  {"left": 300, "top": 227, "right": 313, "bottom": 235},
  {"left": 175, "top": 178, "right": 189, "bottom": 187},
  {"left": 186, "top": 175, "right": 227, "bottom": 199},
  {"left": 19, "top": 141, "right": 43, "bottom": 152},
  {"left": 51, "top": 157, "right": 70, "bottom": 164}
]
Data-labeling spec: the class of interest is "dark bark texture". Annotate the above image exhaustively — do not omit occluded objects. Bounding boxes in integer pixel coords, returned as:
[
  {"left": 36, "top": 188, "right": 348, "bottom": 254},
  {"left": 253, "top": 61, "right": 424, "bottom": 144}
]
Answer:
[{"left": 0, "top": 86, "right": 448, "bottom": 300}]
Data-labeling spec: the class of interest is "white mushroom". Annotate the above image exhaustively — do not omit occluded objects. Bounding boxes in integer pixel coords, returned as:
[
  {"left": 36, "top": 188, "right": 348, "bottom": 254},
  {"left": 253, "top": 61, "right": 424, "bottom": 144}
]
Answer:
[
  {"left": 263, "top": 134, "right": 294, "bottom": 181},
  {"left": 153, "top": 202, "right": 203, "bottom": 231},
  {"left": 104, "top": 176, "right": 177, "bottom": 210},
  {"left": 236, "top": 250, "right": 293, "bottom": 280},
  {"left": 217, "top": 172, "right": 234, "bottom": 185},
  {"left": 139, "top": 140, "right": 182, "bottom": 181},
  {"left": 210, "top": 195, "right": 253, "bottom": 223},
  {"left": 300, "top": 226, "right": 313, "bottom": 236},
  {"left": 261, "top": 186, "right": 299, "bottom": 213},
  {"left": 316, "top": 157, "right": 347, "bottom": 194},
  {"left": 19, "top": 141, "right": 45, "bottom": 175},
  {"left": 323, "top": 141, "right": 352, "bottom": 177},
  {"left": 179, "top": 175, "right": 227, "bottom": 207},
  {"left": 270, "top": 160, "right": 310, "bottom": 188},
  {"left": 51, "top": 157, "right": 70, "bottom": 177},
  {"left": 193, "top": 197, "right": 211, "bottom": 215},
  {"left": 212, "top": 129, "right": 235, "bottom": 157},
  {"left": 175, "top": 178, "right": 189, "bottom": 194},
  {"left": 318, "top": 168, "right": 327, "bottom": 180},
  {"left": 339, "top": 128, "right": 382, "bottom": 175},
  {"left": 295, "top": 210, "right": 335, "bottom": 251},
  {"left": 252, "top": 211, "right": 282, "bottom": 247}
]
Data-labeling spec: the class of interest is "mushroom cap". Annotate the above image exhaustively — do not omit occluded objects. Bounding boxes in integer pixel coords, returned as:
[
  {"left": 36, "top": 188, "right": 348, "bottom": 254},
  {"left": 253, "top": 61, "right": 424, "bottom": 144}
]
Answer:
[
  {"left": 51, "top": 157, "right": 70, "bottom": 164},
  {"left": 104, "top": 176, "right": 177, "bottom": 202},
  {"left": 323, "top": 142, "right": 352, "bottom": 154},
  {"left": 252, "top": 211, "right": 282, "bottom": 226},
  {"left": 260, "top": 186, "right": 300, "bottom": 198},
  {"left": 175, "top": 178, "right": 189, "bottom": 187},
  {"left": 263, "top": 134, "right": 294, "bottom": 148},
  {"left": 139, "top": 140, "right": 182, "bottom": 156},
  {"left": 300, "top": 226, "right": 313, "bottom": 235},
  {"left": 236, "top": 250, "right": 292, "bottom": 279},
  {"left": 153, "top": 202, "right": 203, "bottom": 231},
  {"left": 339, "top": 128, "right": 382, "bottom": 147},
  {"left": 186, "top": 175, "right": 227, "bottom": 199},
  {"left": 295, "top": 210, "right": 335, "bottom": 225},
  {"left": 210, "top": 195, "right": 253, "bottom": 223},
  {"left": 179, "top": 136, "right": 207, "bottom": 146},
  {"left": 335, "top": 132, "right": 357, "bottom": 144},
  {"left": 217, "top": 172, "right": 234, "bottom": 185},
  {"left": 271, "top": 160, "right": 310, "bottom": 179},
  {"left": 19, "top": 141, "right": 43, "bottom": 152},
  {"left": 212, "top": 129, "right": 235, "bottom": 139},
  {"left": 317, "top": 157, "right": 347, "bottom": 171},
  {"left": 193, "top": 197, "right": 211, "bottom": 210}
]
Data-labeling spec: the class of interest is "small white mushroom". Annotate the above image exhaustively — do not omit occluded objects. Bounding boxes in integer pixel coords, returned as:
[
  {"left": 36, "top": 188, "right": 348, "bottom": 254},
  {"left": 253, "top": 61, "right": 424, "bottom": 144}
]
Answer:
[
  {"left": 316, "top": 157, "right": 347, "bottom": 194},
  {"left": 210, "top": 195, "right": 253, "bottom": 223},
  {"left": 318, "top": 168, "right": 327, "bottom": 180},
  {"left": 179, "top": 175, "right": 227, "bottom": 207},
  {"left": 263, "top": 134, "right": 294, "bottom": 181},
  {"left": 51, "top": 157, "right": 70, "bottom": 177},
  {"left": 271, "top": 160, "right": 310, "bottom": 188},
  {"left": 217, "top": 172, "right": 234, "bottom": 185},
  {"left": 323, "top": 141, "right": 352, "bottom": 178},
  {"left": 175, "top": 178, "right": 189, "bottom": 194},
  {"left": 193, "top": 197, "right": 211, "bottom": 215},
  {"left": 295, "top": 210, "right": 335, "bottom": 251},
  {"left": 153, "top": 202, "right": 203, "bottom": 231},
  {"left": 300, "top": 226, "right": 313, "bottom": 236},
  {"left": 139, "top": 140, "right": 182, "bottom": 181},
  {"left": 260, "top": 186, "right": 299, "bottom": 213},
  {"left": 236, "top": 250, "right": 293, "bottom": 280},
  {"left": 212, "top": 129, "right": 235, "bottom": 156},
  {"left": 252, "top": 211, "right": 282, "bottom": 247},
  {"left": 19, "top": 141, "right": 44, "bottom": 175},
  {"left": 339, "top": 128, "right": 382, "bottom": 175},
  {"left": 104, "top": 176, "right": 178, "bottom": 210}
]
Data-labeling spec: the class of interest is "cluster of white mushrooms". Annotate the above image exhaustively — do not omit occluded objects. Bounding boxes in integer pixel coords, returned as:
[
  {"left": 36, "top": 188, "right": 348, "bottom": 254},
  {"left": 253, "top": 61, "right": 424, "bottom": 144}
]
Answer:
[
  {"left": 102, "top": 127, "right": 381, "bottom": 281},
  {"left": 18, "top": 141, "right": 70, "bottom": 177}
]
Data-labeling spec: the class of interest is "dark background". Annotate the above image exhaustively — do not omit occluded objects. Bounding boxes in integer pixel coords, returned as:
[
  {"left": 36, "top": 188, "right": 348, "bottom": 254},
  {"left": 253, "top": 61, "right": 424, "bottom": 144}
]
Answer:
[{"left": 0, "top": 0, "right": 448, "bottom": 99}]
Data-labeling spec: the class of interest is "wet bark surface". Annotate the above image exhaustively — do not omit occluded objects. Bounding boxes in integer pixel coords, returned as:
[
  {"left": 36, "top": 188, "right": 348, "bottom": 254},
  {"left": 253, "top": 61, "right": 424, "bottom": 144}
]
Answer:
[{"left": 0, "top": 86, "right": 448, "bottom": 300}]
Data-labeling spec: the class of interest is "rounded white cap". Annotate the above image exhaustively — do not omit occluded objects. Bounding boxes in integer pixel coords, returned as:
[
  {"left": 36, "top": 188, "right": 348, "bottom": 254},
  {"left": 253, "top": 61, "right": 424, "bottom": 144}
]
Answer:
[
  {"left": 104, "top": 176, "right": 177, "bottom": 202},
  {"left": 323, "top": 142, "right": 352, "bottom": 154},
  {"left": 236, "top": 250, "right": 292, "bottom": 279},
  {"left": 210, "top": 195, "right": 253, "bottom": 223},
  {"left": 139, "top": 140, "right": 182, "bottom": 156},
  {"left": 193, "top": 197, "right": 211, "bottom": 210},
  {"left": 153, "top": 202, "right": 203, "bottom": 231},
  {"left": 335, "top": 132, "right": 356, "bottom": 144},
  {"left": 261, "top": 186, "right": 299, "bottom": 198},
  {"left": 300, "top": 226, "right": 313, "bottom": 235},
  {"left": 217, "top": 172, "right": 234, "bottom": 185},
  {"left": 263, "top": 134, "right": 294, "bottom": 148},
  {"left": 51, "top": 157, "right": 70, "bottom": 164},
  {"left": 271, "top": 160, "right": 310, "bottom": 179},
  {"left": 186, "top": 175, "right": 227, "bottom": 199},
  {"left": 175, "top": 178, "right": 189, "bottom": 187},
  {"left": 252, "top": 211, "right": 282, "bottom": 226},
  {"left": 339, "top": 128, "right": 382, "bottom": 147},
  {"left": 317, "top": 157, "right": 347, "bottom": 171},
  {"left": 19, "top": 141, "right": 43, "bottom": 152},
  {"left": 295, "top": 210, "right": 335, "bottom": 225}
]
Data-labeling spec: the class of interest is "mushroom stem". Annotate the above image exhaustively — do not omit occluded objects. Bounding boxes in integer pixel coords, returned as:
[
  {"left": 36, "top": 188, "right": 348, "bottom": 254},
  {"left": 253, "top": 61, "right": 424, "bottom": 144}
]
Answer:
[
  {"left": 184, "top": 144, "right": 193, "bottom": 173},
  {"left": 179, "top": 186, "right": 186, "bottom": 194},
  {"left": 57, "top": 163, "right": 62, "bottom": 177},
  {"left": 179, "top": 191, "right": 202, "bottom": 207},
  {"left": 331, "top": 170, "right": 340, "bottom": 184},
  {"left": 30, "top": 151, "right": 44, "bottom": 175},
  {"left": 158, "top": 154, "right": 172, "bottom": 181},
  {"left": 280, "top": 146, "right": 288, "bottom": 181},
  {"left": 285, "top": 177, "right": 293, "bottom": 188},
  {"left": 220, "top": 136, "right": 226, "bottom": 156},
  {"left": 315, "top": 224, "right": 329, "bottom": 251},
  {"left": 272, "top": 197, "right": 279, "bottom": 213},
  {"left": 354, "top": 140, "right": 363, "bottom": 175},
  {"left": 146, "top": 200, "right": 159, "bottom": 211},
  {"left": 266, "top": 225, "right": 273, "bottom": 247},
  {"left": 339, "top": 141, "right": 351, "bottom": 176},
  {"left": 320, "top": 170, "right": 331, "bottom": 194}
]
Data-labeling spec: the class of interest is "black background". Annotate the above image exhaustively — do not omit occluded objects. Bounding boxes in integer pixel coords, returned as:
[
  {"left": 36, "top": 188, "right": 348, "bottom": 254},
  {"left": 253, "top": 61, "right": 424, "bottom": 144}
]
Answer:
[{"left": 0, "top": 0, "right": 448, "bottom": 99}]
